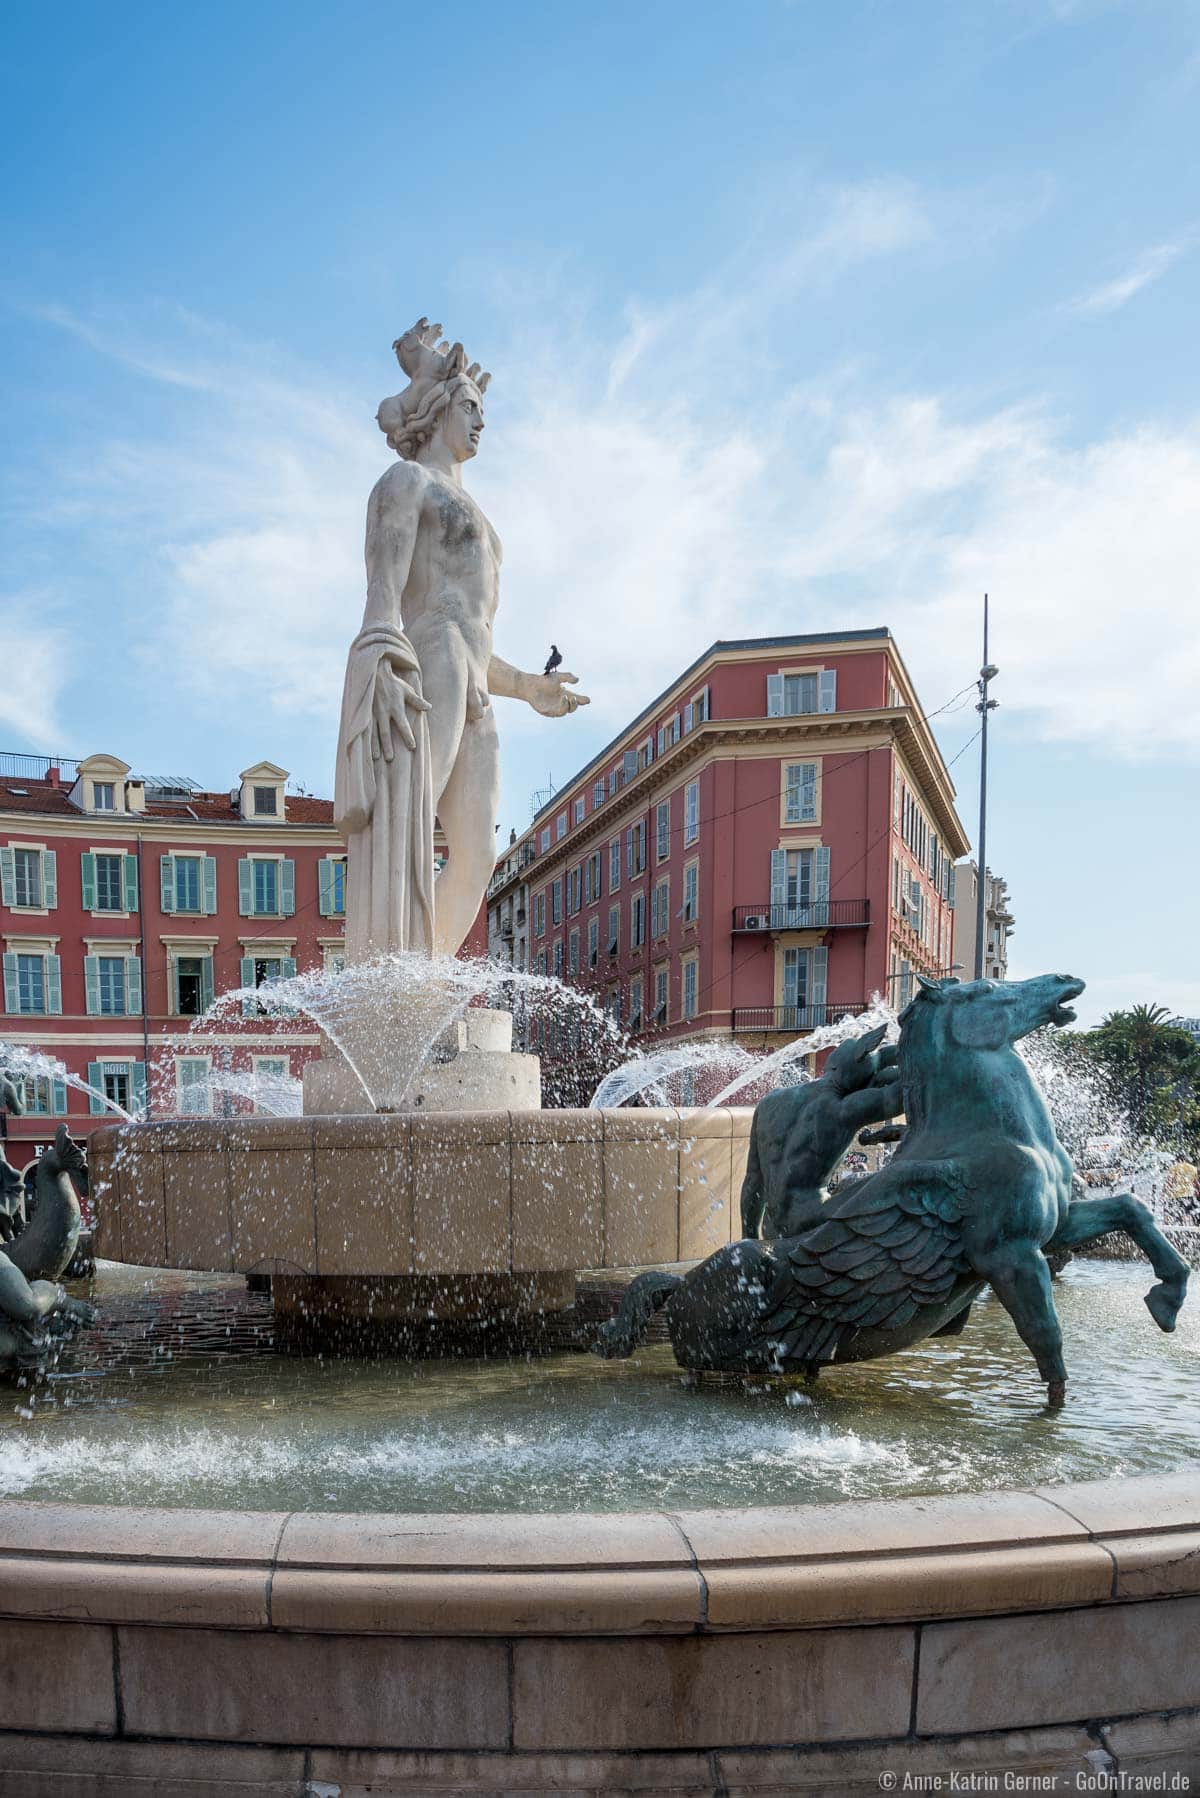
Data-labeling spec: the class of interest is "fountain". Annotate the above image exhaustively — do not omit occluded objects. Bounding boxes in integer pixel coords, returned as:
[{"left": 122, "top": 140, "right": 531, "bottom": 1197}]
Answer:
[{"left": 3, "top": 320, "right": 1199, "bottom": 1791}]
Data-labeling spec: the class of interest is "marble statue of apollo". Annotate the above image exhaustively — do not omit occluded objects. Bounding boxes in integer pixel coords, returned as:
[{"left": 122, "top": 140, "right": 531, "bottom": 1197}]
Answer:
[{"left": 335, "top": 320, "right": 588, "bottom": 959}]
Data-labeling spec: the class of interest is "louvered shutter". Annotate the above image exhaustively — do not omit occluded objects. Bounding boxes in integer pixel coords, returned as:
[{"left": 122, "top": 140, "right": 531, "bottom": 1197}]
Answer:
[
  {"left": 126, "top": 956, "right": 143, "bottom": 1014},
  {"left": 200, "top": 855, "right": 217, "bottom": 914},
  {"left": 124, "top": 855, "right": 139, "bottom": 911},
  {"left": 770, "top": 849, "right": 787, "bottom": 925},
  {"left": 130, "top": 1063, "right": 147, "bottom": 1116},
  {"left": 201, "top": 955, "right": 215, "bottom": 1011},
  {"left": 683, "top": 703, "right": 693, "bottom": 733},
  {"left": 2, "top": 952, "right": 18, "bottom": 1012},
  {"left": 238, "top": 860, "right": 253, "bottom": 915},
  {"left": 84, "top": 956, "right": 101, "bottom": 1015},
  {"left": 318, "top": 861, "right": 334, "bottom": 916},
  {"left": 947, "top": 863, "right": 957, "bottom": 910},
  {"left": 240, "top": 955, "right": 257, "bottom": 1019},
  {"left": 81, "top": 853, "right": 97, "bottom": 910},
  {"left": 51, "top": 1077, "right": 67, "bottom": 1115},
  {"left": 767, "top": 674, "right": 784, "bottom": 717},
  {"left": 87, "top": 1062, "right": 105, "bottom": 1116},
  {"left": 45, "top": 955, "right": 61, "bottom": 1014},
  {"left": 657, "top": 726, "right": 665, "bottom": 756},
  {"left": 0, "top": 848, "right": 15, "bottom": 908},
  {"left": 160, "top": 855, "right": 175, "bottom": 913},
  {"left": 814, "top": 845, "right": 831, "bottom": 923},
  {"left": 801, "top": 763, "right": 817, "bottom": 821},
  {"left": 818, "top": 670, "right": 837, "bottom": 713},
  {"left": 40, "top": 851, "right": 57, "bottom": 908},
  {"left": 811, "top": 945, "right": 829, "bottom": 1023},
  {"left": 280, "top": 860, "right": 296, "bottom": 916},
  {"left": 622, "top": 750, "right": 637, "bottom": 784}
]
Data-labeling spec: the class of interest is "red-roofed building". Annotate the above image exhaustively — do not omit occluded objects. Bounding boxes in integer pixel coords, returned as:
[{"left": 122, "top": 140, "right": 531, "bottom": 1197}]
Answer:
[{"left": 0, "top": 752, "right": 347, "bottom": 1168}]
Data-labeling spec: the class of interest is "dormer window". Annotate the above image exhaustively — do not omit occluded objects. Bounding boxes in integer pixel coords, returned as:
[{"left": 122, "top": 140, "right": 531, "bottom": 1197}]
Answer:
[
  {"left": 253, "top": 786, "right": 278, "bottom": 817},
  {"left": 93, "top": 782, "right": 115, "bottom": 811},
  {"left": 237, "top": 762, "right": 288, "bottom": 823}
]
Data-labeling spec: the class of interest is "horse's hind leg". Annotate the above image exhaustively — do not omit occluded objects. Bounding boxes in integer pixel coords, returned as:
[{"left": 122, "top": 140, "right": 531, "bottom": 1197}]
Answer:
[
  {"left": 1048, "top": 1196, "right": 1190, "bottom": 1332},
  {"left": 976, "top": 1248, "right": 1067, "bottom": 1404},
  {"left": 591, "top": 1271, "right": 683, "bottom": 1359}
]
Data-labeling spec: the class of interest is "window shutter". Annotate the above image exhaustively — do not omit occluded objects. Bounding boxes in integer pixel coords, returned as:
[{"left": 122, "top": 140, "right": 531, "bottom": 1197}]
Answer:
[
  {"left": 767, "top": 674, "right": 784, "bottom": 717},
  {"left": 201, "top": 955, "right": 215, "bottom": 1011},
  {"left": 52, "top": 1077, "right": 68, "bottom": 1115},
  {"left": 81, "top": 853, "right": 97, "bottom": 910},
  {"left": 130, "top": 1063, "right": 148, "bottom": 1116},
  {"left": 201, "top": 855, "right": 217, "bottom": 915},
  {"left": 683, "top": 703, "right": 693, "bottom": 734},
  {"left": 818, "top": 670, "right": 837, "bottom": 713},
  {"left": 84, "top": 955, "right": 101, "bottom": 1015},
  {"left": 656, "top": 726, "right": 665, "bottom": 756},
  {"left": 160, "top": 855, "right": 175, "bottom": 913},
  {"left": 240, "top": 955, "right": 257, "bottom": 1019},
  {"left": 947, "top": 863, "right": 957, "bottom": 910},
  {"left": 124, "top": 854, "right": 139, "bottom": 912},
  {"left": 0, "top": 847, "right": 15, "bottom": 907},
  {"left": 814, "top": 846, "right": 831, "bottom": 916},
  {"left": 812, "top": 944, "right": 829, "bottom": 1021},
  {"left": 802, "top": 764, "right": 817, "bottom": 821},
  {"left": 318, "top": 861, "right": 334, "bottom": 916},
  {"left": 45, "top": 954, "right": 62, "bottom": 1014},
  {"left": 126, "top": 955, "right": 143, "bottom": 1015},
  {"left": 87, "top": 1062, "right": 105, "bottom": 1116},
  {"left": 40, "top": 850, "right": 57, "bottom": 908},
  {"left": 770, "top": 848, "right": 787, "bottom": 921},
  {"left": 2, "top": 952, "right": 18, "bottom": 1012},
  {"left": 280, "top": 860, "right": 296, "bottom": 916},
  {"left": 281, "top": 956, "right": 297, "bottom": 981},
  {"left": 238, "top": 860, "right": 253, "bottom": 915},
  {"left": 622, "top": 749, "right": 637, "bottom": 783}
]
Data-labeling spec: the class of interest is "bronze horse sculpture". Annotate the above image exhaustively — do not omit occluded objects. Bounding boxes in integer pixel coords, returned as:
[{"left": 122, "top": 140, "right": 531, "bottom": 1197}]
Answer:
[
  {"left": 595, "top": 973, "right": 1190, "bottom": 1404},
  {"left": 0, "top": 1123, "right": 96, "bottom": 1374}
]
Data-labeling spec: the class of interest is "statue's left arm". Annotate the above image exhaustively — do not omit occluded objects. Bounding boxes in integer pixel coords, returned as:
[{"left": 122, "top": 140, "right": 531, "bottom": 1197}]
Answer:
[
  {"left": 842, "top": 1079, "right": 905, "bottom": 1130},
  {"left": 488, "top": 655, "right": 590, "bottom": 718}
]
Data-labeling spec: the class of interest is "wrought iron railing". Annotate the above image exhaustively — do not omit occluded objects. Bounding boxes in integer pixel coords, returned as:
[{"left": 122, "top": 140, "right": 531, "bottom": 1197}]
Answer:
[
  {"left": 0, "top": 752, "right": 80, "bottom": 783},
  {"left": 731, "top": 1002, "right": 869, "bottom": 1033},
  {"left": 732, "top": 899, "right": 869, "bottom": 933}
]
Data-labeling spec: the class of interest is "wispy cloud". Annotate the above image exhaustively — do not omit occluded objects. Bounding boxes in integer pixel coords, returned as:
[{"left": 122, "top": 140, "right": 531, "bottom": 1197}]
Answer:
[
  {"left": 1066, "top": 233, "right": 1195, "bottom": 315},
  {"left": 0, "top": 599, "right": 70, "bottom": 747}
]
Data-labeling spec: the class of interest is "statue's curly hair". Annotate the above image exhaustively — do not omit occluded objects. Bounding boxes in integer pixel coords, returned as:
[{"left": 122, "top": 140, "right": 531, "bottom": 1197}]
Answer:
[{"left": 376, "top": 318, "right": 491, "bottom": 461}]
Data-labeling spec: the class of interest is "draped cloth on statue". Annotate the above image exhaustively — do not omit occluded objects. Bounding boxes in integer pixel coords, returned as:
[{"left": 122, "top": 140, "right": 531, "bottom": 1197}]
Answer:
[{"left": 334, "top": 624, "right": 435, "bottom": 958}]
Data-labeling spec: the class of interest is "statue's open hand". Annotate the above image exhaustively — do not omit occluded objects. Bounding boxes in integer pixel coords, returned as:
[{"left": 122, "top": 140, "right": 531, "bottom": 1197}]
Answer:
[
  {"left": 528, "top": 670, "right": 590, "bottom": 718},
  {"left": 372, "top": 666, "right": 432, "bottom": 761}
]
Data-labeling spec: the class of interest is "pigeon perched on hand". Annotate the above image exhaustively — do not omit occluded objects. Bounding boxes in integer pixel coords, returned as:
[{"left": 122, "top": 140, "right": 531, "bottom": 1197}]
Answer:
[{"left": 544, "top": 644, "right": 562, "bottom": 676}]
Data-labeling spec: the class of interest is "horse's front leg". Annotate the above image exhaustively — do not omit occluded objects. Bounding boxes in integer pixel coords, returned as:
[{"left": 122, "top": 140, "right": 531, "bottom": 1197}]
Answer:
[
  {"left": 1049, "top": 1196, "right": 1189, "bottom": 1332},
  {"left": 975, "top": 1247, "right": 1067, "bottom": 1405}
]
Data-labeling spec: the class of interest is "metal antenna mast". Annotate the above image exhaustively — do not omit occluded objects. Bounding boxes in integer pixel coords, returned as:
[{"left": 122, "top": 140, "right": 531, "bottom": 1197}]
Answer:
[{"left": 973, "top": 593, "right": 999, "bottom": 981}]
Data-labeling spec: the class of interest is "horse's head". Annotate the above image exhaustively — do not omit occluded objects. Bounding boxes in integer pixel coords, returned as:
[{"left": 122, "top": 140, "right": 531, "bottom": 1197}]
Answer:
[
  {"left": 45, "top": 1123, "right": 89, "bottom": 1195},
  {"left": 902, "top": 972, "right": 1085, "bottom": 1056},
  {"left": 824, "top": 1023, "right": 893, "bottom": 1094}
]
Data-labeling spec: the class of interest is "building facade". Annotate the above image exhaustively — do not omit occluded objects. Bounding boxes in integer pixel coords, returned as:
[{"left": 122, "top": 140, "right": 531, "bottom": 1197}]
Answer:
[
  {"left": 485, "top": 631, "right": 971, "bottom": 1069},
  {"left": 952, "top": 863, "right": 1015, "bottom": 982},
  {"left": 0, "top": 751, "right": 346, "bottom": 1169}
]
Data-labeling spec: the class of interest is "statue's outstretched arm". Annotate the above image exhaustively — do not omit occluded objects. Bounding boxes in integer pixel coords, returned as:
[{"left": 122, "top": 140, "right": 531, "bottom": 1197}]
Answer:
[
  {"left": 842, "top": 1079, "right": 905, "bottom": 1129},
  {"left": 488, "top": 655, "right": 590, "bottom": 718}
]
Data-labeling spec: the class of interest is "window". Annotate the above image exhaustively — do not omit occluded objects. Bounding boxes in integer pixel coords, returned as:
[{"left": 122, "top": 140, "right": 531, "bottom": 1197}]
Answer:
[
  {"left": 553, "top": 939, "right": 563, "bottom": 977},
  {"left": 653, "top": 878, "right": 670, "bottom": 938},
  {"left": 177, "top": 1057, "right": 212, "bottom": 1116},
  {"left": 683, "top": 861, "right": 698, "bottom": 922},
  {"left": 161, "top": 853, "right": 216, "bottom": 915},
  {"left": 898, "top": 958, "right": 912, "bottom": 1010},
  {"left": 534, "top": 892, "right": 546, "bottom": 936},
  {"left": 630, "top": 892, "right": 646, "bottom": 948},
  {"left": 609, "top": 839, "right": 621, "bottom": 891},
  {"left": 588, "top": 916, "right": 599, "bottom": 966},
  {"left": 682, "top": 958, "right": 698, "bottom": 1020},
  {"left": 567, "top": 866, "right": 582, "bottom": 916},
  {"left": 3, "top": 950, "right": 61, "bottom": 1015},
  {"left": 98, "top": 956, "right": 129, "bottom": 1015},
  {"left": 606, "top": 988, "right": 622, "bottom": 1026},
  {"left": 324, "top": 947, "right": 347, "bottom": 976},
  {"left": 551, "top": 879, "right": 562, "bottom": 926},
  {"left": 767, "top": 670, "right": 837, "bottom": 716},
  {"left": 540, "top": 826, "right": 551, "bottom": 854},
  {"left": 784, "top": 762, "right": 817, "bottom": 825},
  {"left": 769, "top": 846, "right": 831, "bottom": 925},
  {"left": 656, "top": 800, "right": 671, "bottom": 861},
  {"left": 584, "top": 850, "right": 602, "bottom": 905},
  {"left": 654, "top": 965, "right": 669, "bottom": 1023},
  {"left": 173, "top": 954, "right": 213, "bottom": 1017},
  {"left": 252, "top": 1055, "right": 290, "bottom": 1112},
  {"left": 638, "top": 737, "right": 654, "bottom": 771},
  {"left": 593, "top": 780, "right": 605, "bottom": 808},
  {"left": 626, "top": 819, "right": 647, "bottom": 877},
  {"left": 91, "top": 853, "right": 130, "bottom": 913},
  {"left": 782, "top": 944, "right": 830, "bottom": 1027},
  {"left": 622, "top": 750, "right": 638, "bottom": 785},
  {"left": 253, "top": 785, "right": 278, "bottom": 816},
  {"left": 239, "top": 953, "right": 296, "bottom": 1016},
  {"left": 684, "top": 781, "right": 700, "bottom": 846},
  {"left": 608, "top": 904, "right": 620, "bottom": 955},
  {"left": 629, "top": 976, "right": 643, "bottom": 1031},
  {"left": 1, "top": 846, "right": 57, "bottom": 910},
  {"left": 573, "top": 796, "right": 585, "bottom": 825},
  {"left": 103, "top": 1064, "right": 130, "bottom": 1109},
  {"left": 569, "top": 929, "right": 580, "bottom": 974},
  {"left": 92, "top": 782, "right": 115, "bottom": 812},
  {"left": 319, "top": 858, "right": 347, "bottom": 916},
  {"left": 556, "top": 811, "right": 568, "bottom": 841},
  {"left": 607, "top": 769, "right": 618, "bottom": 797},
  {"left": 239, "top": 857, "right": 295, "bottom": 917},
  {"left": 17, "top": 1074, "right": 66, "bottom": 1116},
  {"left": 692, "top": 685, "right": 710, "bottom": 724}
]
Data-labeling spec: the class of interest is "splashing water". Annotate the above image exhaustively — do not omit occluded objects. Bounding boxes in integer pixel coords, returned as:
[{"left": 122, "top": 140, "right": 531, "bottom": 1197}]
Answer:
[{"left": 0, "top": 1042, "right": 133, "bottom": 1121}]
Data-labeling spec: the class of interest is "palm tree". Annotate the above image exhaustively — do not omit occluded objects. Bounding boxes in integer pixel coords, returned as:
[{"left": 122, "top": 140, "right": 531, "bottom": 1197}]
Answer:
[{"left": 1081, "top": 1004, "right": 1200, "bottom": 1141}]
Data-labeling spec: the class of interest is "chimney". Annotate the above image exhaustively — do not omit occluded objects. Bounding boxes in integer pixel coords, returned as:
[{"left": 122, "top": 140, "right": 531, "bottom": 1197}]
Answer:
[{"left": 47, "top": 766, "right": 61, "bottom": 790}]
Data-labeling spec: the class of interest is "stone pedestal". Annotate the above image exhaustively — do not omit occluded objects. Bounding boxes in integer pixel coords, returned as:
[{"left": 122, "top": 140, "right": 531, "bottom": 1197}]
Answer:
[{"left": 302, "top": 1007, "right": 542, "bottom": 1116}]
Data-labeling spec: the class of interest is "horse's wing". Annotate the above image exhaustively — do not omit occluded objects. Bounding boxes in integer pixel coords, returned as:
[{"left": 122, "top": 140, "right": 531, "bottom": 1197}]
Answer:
[{"left": 754, "top": 1164, "right": 969, "bottom": 1365}]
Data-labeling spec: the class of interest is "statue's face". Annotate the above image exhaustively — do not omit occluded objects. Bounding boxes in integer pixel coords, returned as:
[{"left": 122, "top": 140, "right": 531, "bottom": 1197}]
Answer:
[{"left": 439, "top": 381, "right": 485, "bottom": 462}]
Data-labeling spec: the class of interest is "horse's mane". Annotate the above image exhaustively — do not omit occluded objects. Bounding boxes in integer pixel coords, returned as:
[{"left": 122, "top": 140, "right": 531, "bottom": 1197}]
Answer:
[{"left": 896, "top": 995, "right": 937, "bottom": 1133}]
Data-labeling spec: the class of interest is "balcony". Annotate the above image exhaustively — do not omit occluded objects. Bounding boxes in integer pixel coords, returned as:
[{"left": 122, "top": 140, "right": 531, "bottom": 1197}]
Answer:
[
  {"left": 732, "top": 899, "right": 869, "bottom": 933},
  {"left": 731, "top": 1002, "right": 870, "bottom": 1034}
]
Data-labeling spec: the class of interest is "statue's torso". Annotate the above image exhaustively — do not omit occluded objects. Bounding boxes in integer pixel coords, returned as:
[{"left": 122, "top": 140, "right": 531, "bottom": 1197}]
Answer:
[{"left": 367, "top": 462, "right": 501, "bottom": 680}]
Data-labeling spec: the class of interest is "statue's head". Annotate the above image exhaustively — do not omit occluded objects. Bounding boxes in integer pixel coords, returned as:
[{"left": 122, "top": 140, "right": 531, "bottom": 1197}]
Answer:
[
  {"left": 377, "top": 318, "right": 491, "bottom": 463},
  {"left": 824, "top": 1022, "right": 892, "bottom": 1093},
  {"left": 900, "top": 972, "right": 1085, "bottom": 1052}
]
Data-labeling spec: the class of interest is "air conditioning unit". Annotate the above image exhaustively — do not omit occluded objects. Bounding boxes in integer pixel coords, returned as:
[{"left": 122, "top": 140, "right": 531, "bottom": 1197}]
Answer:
[{"left": 743, "top": 913, "right": 766, "bottom": 930}]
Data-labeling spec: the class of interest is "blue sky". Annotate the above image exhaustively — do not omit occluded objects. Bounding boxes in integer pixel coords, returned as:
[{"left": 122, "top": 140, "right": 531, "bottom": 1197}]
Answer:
[{"left": 2, "top": 0, "right": 1198, "bottom": 1025}]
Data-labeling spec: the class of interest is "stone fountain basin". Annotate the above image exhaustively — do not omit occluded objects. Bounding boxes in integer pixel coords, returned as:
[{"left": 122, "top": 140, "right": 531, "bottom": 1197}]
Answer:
[{"left": 2, "top": 1476, "right": 1199, "bottom": 1789}]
